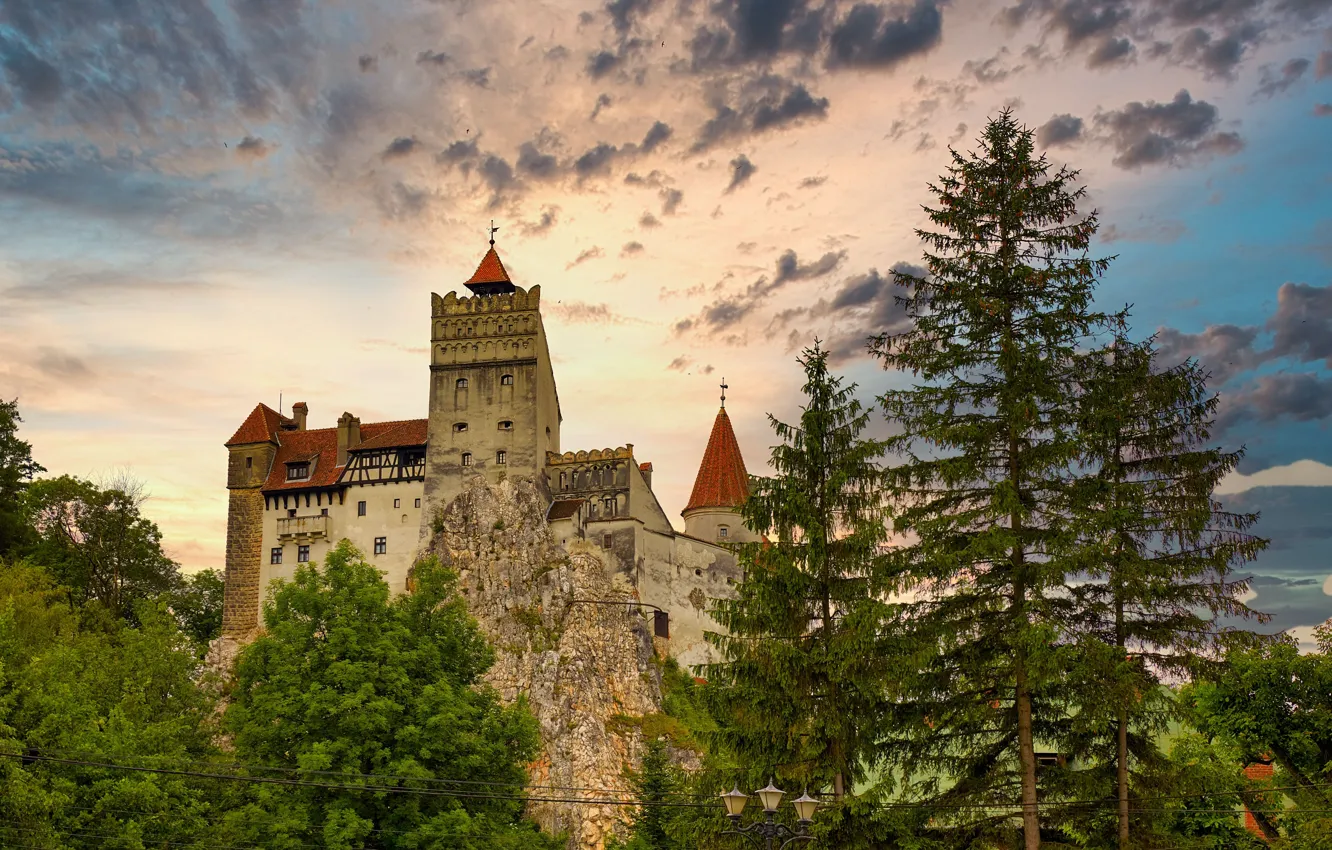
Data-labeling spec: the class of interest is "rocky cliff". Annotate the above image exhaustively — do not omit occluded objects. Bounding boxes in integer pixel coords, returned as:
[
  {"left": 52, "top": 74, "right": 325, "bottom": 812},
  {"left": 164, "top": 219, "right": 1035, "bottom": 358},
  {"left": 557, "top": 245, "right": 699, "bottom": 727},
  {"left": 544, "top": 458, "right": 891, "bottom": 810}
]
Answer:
[{"left": 421, "top": 475, "right": 667, "bottom": 850}]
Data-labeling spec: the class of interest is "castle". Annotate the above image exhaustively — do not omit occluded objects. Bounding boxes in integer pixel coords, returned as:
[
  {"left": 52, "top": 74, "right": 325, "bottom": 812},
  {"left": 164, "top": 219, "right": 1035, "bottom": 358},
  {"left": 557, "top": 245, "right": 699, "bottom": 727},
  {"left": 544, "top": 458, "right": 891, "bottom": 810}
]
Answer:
[{"left": 219, "top": 238, "right": 757, "bottom": 666}]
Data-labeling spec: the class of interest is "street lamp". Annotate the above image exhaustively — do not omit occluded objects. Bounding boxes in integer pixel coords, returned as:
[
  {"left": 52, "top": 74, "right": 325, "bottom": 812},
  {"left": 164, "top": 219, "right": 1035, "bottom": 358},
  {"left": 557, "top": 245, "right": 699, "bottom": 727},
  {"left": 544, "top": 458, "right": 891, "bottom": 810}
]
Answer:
[{"left": 719, "top": 781, "right": 819, "bottom": 849}]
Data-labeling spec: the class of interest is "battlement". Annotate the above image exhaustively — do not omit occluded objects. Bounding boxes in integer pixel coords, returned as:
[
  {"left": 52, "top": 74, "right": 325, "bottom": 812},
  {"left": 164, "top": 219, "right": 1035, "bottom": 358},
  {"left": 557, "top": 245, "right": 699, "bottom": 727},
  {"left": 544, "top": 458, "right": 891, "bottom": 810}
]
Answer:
[
  {"left": 546, "top": 446, "right": 634, "bottom": 465},
  {"left": 431, "top": 285, "right": 541, "bottom": 318}
]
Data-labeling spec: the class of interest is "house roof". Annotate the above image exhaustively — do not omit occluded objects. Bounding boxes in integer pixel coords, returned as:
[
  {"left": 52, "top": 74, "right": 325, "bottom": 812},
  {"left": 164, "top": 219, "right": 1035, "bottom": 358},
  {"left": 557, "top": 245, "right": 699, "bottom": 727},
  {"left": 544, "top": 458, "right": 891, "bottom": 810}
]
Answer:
[
  {"left": 225, "top": 403, "right": 290, "bottom": 446},
  {"left": 547, "top": 499, "right": 585, "bottom": 521},
  {"left": 464, "top": 246, "right": 512, "bottom": 287},
  {"left": 354, "top": 419, "right": 428, "bottom": 451},
  {"left": 251, "top": 417, "right": 429, "bottom": 492},
  {"left": 683, "top": 408, "right": 750, "bottom": 513}
]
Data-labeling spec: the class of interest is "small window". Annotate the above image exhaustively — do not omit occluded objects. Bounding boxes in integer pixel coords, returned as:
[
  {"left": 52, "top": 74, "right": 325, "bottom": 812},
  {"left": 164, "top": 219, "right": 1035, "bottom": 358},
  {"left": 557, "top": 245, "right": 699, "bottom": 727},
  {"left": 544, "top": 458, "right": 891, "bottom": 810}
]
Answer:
[
  {"left": 288, "top": 508, "right": 297, "bottom": 518},
  {"left": 456, "top": 378, "right": 468, "bottom": 389},
  {"left": 357, "top": 500, "right": 367, "bottom": 516},
  {"left": 270, "top": 547, "right": 282, "bottom": 565},
  {"left": 496, "top": 450, "right": 507, "bottom": 465},
  {"left": 298, "top": 545, "right": 310, "bottom": 563},
  {"left": 245, "top": 456, "right": 252, "bottom": 469},
  {"left": 559, "top": 471, "right": 567, "bottom": 489},
  {"left": 414, "top": 498, "right": 421, "bottom": 508},
  {"left": 394, "top": 498, "right": 400, "bottom": 508},
  {"left": 321, "top": 508, "right": 328, "bottom": 516},
  {"left": 500, "top": 374, "right": 514, "bottom": 385},
  {"left": 462, "top": 452, "right": 472, "bottom": 466},
  {"left": 454, "top": 422, "right": 468, "bottom": 432},
  {"left": 286, "top": 462, "right": 310, "bottom": 481},
  {"left": 499, "top": 420, "right": 513, "bottom": 430},
  {"left": 604, "top": 497, "right": 616, "bottom": 517},
  {"left": 602, "top": 533, "right": 613, "bottom": 550},
  {"left": 718, "top": 526, "right": 729, "bottom": 539},
  {"left": 374, "top": 537, "right": 387, "bottom": 555}
]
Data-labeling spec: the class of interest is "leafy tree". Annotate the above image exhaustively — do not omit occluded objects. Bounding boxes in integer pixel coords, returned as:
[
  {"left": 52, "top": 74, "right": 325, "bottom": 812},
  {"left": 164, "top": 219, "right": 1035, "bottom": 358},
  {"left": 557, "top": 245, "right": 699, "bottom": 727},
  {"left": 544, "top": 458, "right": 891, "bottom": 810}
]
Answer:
[
  {"left": 224, "top": 540, "right": 563, "bottom": 850},
  {"left": 609, "top": 737, "right": 685, "bottom": 850},
  {"left": 870, "top": 110, "right": 1118, "bottom": 848},
  {"left": 170, "top": 567, "right": 225, "bottom": 646},
  {"left": 24, "top": 474, "right": 180, "bottom": 620},
  {"left": 0, "top": 399, "right": 44, "bottom": 558},
  {"left": 701, "top": 343, "right": 898, "bottom": 846},
  {"left": 1065, "top": 333, "right": 1267, "bottom": 848}
]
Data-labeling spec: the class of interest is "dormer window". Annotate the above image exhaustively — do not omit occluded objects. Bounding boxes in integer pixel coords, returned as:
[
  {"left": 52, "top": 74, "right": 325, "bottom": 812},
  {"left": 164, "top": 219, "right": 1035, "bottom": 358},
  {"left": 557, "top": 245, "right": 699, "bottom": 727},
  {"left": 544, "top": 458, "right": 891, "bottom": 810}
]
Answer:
[
  {"left": 499, "top": 420, "right": 513, "bottom": 430},
  {"left": 454, "top": 422, "right": 468, "bottom": 432},
  {"left": 456, "top": 378, "right": 468, "bottom": 389},
  {"left": 286, "top": 462, "right": 310, "bottom": 481},
  {"left": 500, "top": 374, "right": 514, "bottom": 385}
]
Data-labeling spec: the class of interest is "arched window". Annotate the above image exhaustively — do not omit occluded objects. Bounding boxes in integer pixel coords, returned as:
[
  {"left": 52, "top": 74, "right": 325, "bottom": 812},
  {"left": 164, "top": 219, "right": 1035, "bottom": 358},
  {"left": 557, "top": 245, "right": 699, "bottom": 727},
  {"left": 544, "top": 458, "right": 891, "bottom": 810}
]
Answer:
[
  {"left": 500, "top": 374, "right": 514, "bottom": 385},
  {"left": 496, "top": 450, "right": 507, "bottom": 464},
  {"left": 498, "top": 420, "right": 513, "bottom": 430},
  {"left": 453, "top": 422, "right": 468, "bottom": 432},
  {"left": 461, "top": 452, "right": 472, "bottom": 466},
  {"left": 456, "top": 378, "right": 468, "bottom": 389}
]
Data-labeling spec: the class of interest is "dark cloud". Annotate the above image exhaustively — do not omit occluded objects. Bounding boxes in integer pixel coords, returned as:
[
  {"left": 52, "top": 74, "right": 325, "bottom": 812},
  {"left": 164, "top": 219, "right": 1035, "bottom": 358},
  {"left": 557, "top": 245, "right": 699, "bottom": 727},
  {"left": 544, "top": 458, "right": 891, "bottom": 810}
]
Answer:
[
  {"left": 798, "top": 175, "right": 827, "bottom": 188},
  {"left": 1266, "top": 282, "right": 1332, "bottom": 367},
  {"left": 1218, "top": 372, "right": 1332, "bottom": 429},
  {"left": 591, "top": 93, "right": 613, "bottom": 120},
  {"left": 1093, "top": 89, "right": 1243, "bottom": 169},
  {"left": 639, "top": 211, "right": 662, "bottom": 228},
  {"left": 826, "top": 0, "right": 945, "bottom": 69},
  {"left": 1155, "top": 322, "right": 1264, "bottom": 383},
  {"left": 516, "top": 142, "right": 560, "bottom": 180},
  {"left": 1254, "top": 57, "right": 1310, "bottom": 97},
  {"left": 685, "top": 0, "right": 829, "bottom": 71},
  {"left": 460, "top": 67, "right": 491, "bottom": 88},
  {"left": 606, "top": 0, "right": 657, "bottom": 33},
  {"left": 774, "top": 249, "right": 846, "bottom": 284},
  {"left": 547, "top": 300, "right": 621, "bottom": 323},
  {"left": 622, "top": 240, "right": 645, "bottom": 256},
  {"left": 1037, "top": 113, "right": 1085, "bottom": 146},
  {"left": 382, "top": 136, "right": 419, "bottom": 159},
  {"left": 725, "top": 154, "right": 757, "bottom": 192},
  {"left": 1, "top": 42, "right": 63, "bottom": 109},
  {"left": 235, "top": 135, "right": 271, "bottom": 159},
  {"left": 416, "top": 49, "right": 450, "bottom": 66},
  {"left": 659, "top": 187, "right": 683, "bottom": 214},
  {"left": 574, "top": 142, "right": 621, "bottom": 176},
  {"left": 691, "top": 76, "right": 830, "bottom": 152},
  {"left": 566, "top": 246, "right": 604, "bottom": 269},
  {"left": 962, "top": 50, "right": 1023, "bottom": 83},
  {"left": 520, "top": 205, "right": 560, "bottom": 236},
  {"left": 438, "top": 138, "right": 480, "bottom": 165},
  {"left": 359, "top": 55, "right": 378, "bottom": 72},
  {"left": 641, "top": 120, "right": 673, "bottom": 152},
  {"left": 667, "top": 356, "right": 691, "bottom": 371},
  {"left": 678, "top": 248, "right": 845, "bottom": 336},
  {"left": 1087, "top": 35, "right": 1135, "bottom": 67},
  {"left": 815, "top": 262, "right": 921, "bottom": 362},
  {"left": 376, "top": 181, "right": 433, "bottom": 221},
  {"left": 624, "top": 170, "right": 670, "bottom": 187},
  {"left": 587, "top": 50, "right": 622, "bottom": 78}
]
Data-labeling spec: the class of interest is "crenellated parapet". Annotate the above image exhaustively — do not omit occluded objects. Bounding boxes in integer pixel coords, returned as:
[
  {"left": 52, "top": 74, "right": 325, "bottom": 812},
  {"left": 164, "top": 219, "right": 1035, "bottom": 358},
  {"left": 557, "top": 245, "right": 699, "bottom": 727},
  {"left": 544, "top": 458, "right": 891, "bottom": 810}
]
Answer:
[
  {"left": 431, "top": 285, "right": 541, "bottom": 318},
  {"left": 546, "top": 445, "right": 634, "bottom": 465}
]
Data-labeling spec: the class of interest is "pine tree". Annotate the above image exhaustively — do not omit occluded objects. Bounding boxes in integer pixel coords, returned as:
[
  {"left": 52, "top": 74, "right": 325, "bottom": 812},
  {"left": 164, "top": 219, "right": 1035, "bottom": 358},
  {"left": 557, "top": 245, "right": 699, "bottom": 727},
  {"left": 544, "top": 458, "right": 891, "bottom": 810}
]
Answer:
[
  {"left": 871, "top": 110, "right": 1116, "bottom": 848},
  {"left": 702, "top": 343, "right": 897, "bottom": 843},
  {"left": 610, "top": 737, "right": 682, "bottom": 850},
  {"left": 1066, "top": 333, "right": 1268, "bottom": 848}
]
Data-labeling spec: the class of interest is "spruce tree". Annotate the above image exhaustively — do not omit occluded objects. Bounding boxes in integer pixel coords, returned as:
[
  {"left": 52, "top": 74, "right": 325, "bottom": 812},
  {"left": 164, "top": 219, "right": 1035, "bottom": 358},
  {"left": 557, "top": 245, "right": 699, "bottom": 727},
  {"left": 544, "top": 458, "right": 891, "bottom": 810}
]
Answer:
[
  {"left": 871, "top": 110, "right": 1116, "bottom": 848},
  {"left": 1066, "top": 333, "right": 1268, "bottom": 849},
  {"left": 702, "top": 343, "right": 897, "bottom": 842}
]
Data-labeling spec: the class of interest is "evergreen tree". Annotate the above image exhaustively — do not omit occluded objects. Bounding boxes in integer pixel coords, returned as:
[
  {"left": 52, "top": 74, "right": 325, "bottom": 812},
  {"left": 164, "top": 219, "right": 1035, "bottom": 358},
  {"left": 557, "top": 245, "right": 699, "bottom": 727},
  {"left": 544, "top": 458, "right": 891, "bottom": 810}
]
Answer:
[
  {"left": 1066, "top": 333, "right": 1268, "bottom": 848},
  {"left": 0, "top": 399, "right": 44, "bottom": 558},
  {"left": 870, "top": 110, "right": 1116, "bottom": 848},
  {"left": 702, "top": 343, "right": 897, "bottom": 845},
  {"left": 610, "top": 737, "right": 683, "bottom": 850}
]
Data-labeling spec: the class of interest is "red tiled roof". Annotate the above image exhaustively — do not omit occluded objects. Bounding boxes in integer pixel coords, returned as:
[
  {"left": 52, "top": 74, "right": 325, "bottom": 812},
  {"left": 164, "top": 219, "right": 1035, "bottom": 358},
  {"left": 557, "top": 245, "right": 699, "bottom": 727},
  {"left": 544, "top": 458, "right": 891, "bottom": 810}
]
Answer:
[
  {"left": 465, "top": 247, "right": 512, "bottom": 286},
  {"left": 639, "top": 462, "right": 653, "bottom": 472},
  {"left": 683, "top": 408, "right": 750, "bottom": 513},
  {"left": 226, "top": 404, "right": 289, "bottom": 446},
  {"left": 259, "top": 417, "right": 429, "bottom": 492}
]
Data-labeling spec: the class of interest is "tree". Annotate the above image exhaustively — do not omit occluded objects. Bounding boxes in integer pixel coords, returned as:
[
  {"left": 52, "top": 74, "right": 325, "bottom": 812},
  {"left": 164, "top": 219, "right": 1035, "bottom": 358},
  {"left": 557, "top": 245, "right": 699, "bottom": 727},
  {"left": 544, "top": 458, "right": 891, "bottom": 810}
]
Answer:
[
  {"left": 170, "top": 568, "right": 225, "bottom": 646},
  {"left": 1066, "top": 333, "right": 1268, "bottom": 848},
  {"left": 0, "top": 399, "right": 44, "bottom": 558},
  {"left": 224, "top": 540, "right": 563, "bottom": 850},
  {"left": 608, "top": 737, "right": 685, "bottom": 850},
  {"left": 24, "top": 474, "right": 180, "bottom": 620},
  {"left": 702, "top": 343, "right": 898, "bottom": 845},
  {"left": 870, "top": 110, "right": 1117, "bottom": 848}
]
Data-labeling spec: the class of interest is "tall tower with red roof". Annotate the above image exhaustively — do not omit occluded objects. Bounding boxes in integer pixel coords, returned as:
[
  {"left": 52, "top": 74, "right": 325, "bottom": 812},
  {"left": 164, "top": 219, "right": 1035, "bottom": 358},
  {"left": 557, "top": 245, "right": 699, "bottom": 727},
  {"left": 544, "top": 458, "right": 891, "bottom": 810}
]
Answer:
[
  {"left": 418, "top": 235, "right": 563, "bottom": 535},
  {"left": 681, "top": 381, "right": 757, "bottom": 544}
]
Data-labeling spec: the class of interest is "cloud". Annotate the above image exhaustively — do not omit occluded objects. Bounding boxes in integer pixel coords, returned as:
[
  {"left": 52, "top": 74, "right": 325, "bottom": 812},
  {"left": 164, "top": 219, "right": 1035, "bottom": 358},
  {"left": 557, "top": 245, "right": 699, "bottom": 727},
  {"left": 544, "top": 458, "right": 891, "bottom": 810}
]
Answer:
[
  {"left": 417, "top": 49, "right": 450, "bottom": 66},
  {"left": 587, "top": 50, "right": 623, "bottom": 78},
  {"left": 659, "top": 187, "right": 683, "bottom": 215},
  {"left": 641, "top": 120, "right": 673, "bottom": 152},
  {"left": 1, "top": 266, "right": 226, "bottom": 306},
  {"left": 1093, "top": 89, "right": 1244, "bottom": 169},
  {"left": 677, "top": 248, "right": 846, "bottom": 336},
  {"left": 1037, "top": 113, "right": 1085, "bottom": 149},
  {"left": 639, "top": 211, "right": 661, "bottom": 228},
  {"left": 519, "top": 205, "right": 560, "bottom": 236},
  {"left": 381, "top": 136, "right": 419, "bottom": 159},
  {"left": 1087, "top": 36, "right": 1135, "bottom": 68},
  {"left": 813, "top": 262, "right": 922, "bottom": 362},
  {"left": 798, "top": 175, "right": 827, "bottom": 188},
  {"left": 358, "top": 55, "right": 378, "bottom": 72},
  {"left": 725, "top": 154, "right": 756, "bottom": 193},
  {"left": 691, "top": 75, "right": 830, "bottom": 152},
  {"left": 622, "top": 241, "right": 644, "bottom": 256},
  {"left": 566, "top": 246, "right": 604, "bottom": 269},
  {"left": 1216, "top": 459, "right": 1332, "bottom": 494},
  {"left": 1099, "top": 219, "right": 1188, "bottom": 243},
  {"left": 591, "top": 93, "right": 613, "bottom": 120},
  {"left": 235, "top": 135, "right": 271, "bottom": 159},
  {"left": 547, "top": 300, "right": 623, "bottom": 323},
  {"left": 1255, "top": 57, "right": 1311, "bottom": 98},
  {"left": 1218, "top": 372, "right": 1332, "bottom": 430},
  {"left": 826, "top": 0, "right": 945, "bottom": 69},
  {"left": 1154, "top": 323, "right": 1264, "bottom": 384}
]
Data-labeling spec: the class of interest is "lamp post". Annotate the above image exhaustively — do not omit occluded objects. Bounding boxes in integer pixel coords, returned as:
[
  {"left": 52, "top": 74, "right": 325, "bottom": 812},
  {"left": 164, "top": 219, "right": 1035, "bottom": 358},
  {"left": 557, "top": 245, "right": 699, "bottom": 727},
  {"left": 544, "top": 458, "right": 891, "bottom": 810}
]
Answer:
[{"left": 719, "top": 781, "right": 820, "bottom": 849}]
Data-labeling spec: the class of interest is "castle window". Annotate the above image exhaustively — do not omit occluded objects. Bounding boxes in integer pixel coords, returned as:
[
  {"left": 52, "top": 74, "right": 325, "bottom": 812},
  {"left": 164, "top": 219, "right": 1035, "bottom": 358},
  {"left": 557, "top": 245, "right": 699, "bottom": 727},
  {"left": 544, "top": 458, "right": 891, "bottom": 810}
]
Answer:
[
  {"left": 454, "top": 422, "right": 468, "bottom": 432},
  {"left": 462, "top": 452, "right": 473, "bottom": 466},
  {"left": 358, "top": 501, "right": 367, "bottom": 516},
  {"left": 499, "top": 420, "right": 513, "bottom": 430},
  {"left": 603, "top": 497, "right": 616, "bottom": 517},
  {"left": 718, "top": 526, "right": 729, "bottom": 539},
  {"left": 602, "top": 533, "right": 613, "bottom": 549},
  {"left": 321, "top": 508, "right": 328, "bottom": 516},
  {"left": 415, "top": 498, "right": 421, "bottom": 508},
  {"left": 374, "top": 537, "right": 387, "bottom": 555},
  {"left": 288, "top": 508, "right": 297, "bottom": 518},
  {"left": 496, "top": 450, "right": 507, "bottom": 464},
  {"left": 456, "top": 378, "right": 468, "bottom": 389},
  {"left": 246, "top": 456, "right": 252, "bottom": 469},
  {"left": 559, "top": 471, "right": 566, "bottom": 489},
  {"left": 404, "top": 449, "right": 425, "bottom": 465},
  {"left": 394, "top": 498, "right": 400, "bottom": 508},
  {"left": 501, "top": 374, "right": 514, "bottom": 385},
  {"left": 270, "top": 547, "right": 282, "bottom": 565},
  {"left": 298, "top": 545, "right": 310, "bottom": 563},
  {"left": 286, "top": 462, "right": 310, "bottom": 481}
]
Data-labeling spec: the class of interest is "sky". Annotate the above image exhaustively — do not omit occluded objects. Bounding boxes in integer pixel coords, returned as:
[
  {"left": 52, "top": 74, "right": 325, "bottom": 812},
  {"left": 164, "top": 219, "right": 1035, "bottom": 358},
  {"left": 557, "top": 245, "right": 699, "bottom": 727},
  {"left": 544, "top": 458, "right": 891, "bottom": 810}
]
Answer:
[{"left": 1, "top": 0, "right": 1330, "bottom": 643}]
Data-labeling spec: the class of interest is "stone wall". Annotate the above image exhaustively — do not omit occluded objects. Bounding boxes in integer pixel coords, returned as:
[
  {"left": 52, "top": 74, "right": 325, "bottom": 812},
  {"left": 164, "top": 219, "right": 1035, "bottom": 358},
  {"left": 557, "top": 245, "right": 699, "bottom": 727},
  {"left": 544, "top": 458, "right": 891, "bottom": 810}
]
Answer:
[
  {"left": 221, "top": 488, "right": 265, "bottom": 638},
  {"left": 423, "top": 476, "right": 665, "bottom": 850}
]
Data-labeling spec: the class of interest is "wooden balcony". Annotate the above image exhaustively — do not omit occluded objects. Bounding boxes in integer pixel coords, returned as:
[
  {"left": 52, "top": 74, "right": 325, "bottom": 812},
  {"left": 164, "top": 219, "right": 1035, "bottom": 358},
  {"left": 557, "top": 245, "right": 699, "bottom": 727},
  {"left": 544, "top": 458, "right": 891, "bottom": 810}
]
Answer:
[{"left": 277, "top": 514, "right": 328, "bottom": 541}]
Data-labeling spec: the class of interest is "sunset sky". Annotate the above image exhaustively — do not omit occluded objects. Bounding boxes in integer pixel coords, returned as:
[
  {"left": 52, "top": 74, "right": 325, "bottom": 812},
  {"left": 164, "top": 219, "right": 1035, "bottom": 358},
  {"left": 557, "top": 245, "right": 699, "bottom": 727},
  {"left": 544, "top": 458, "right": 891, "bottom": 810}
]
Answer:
[{"left": 1, "top": 0, "right": 1330, "bottom": 641}]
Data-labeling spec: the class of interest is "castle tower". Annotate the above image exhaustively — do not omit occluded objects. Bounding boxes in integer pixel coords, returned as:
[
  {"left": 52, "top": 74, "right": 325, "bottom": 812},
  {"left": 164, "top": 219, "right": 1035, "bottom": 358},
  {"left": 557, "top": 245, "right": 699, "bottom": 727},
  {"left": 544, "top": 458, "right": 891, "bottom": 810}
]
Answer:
[
  {"left": 419, "top": 238, "right": 562, "bottom": 536},
  {"left": 220, "top": 403, "right": 288, "bottom": 637},
  {"left": 682, "top": 384, "right": 756, "bottom": 544}
]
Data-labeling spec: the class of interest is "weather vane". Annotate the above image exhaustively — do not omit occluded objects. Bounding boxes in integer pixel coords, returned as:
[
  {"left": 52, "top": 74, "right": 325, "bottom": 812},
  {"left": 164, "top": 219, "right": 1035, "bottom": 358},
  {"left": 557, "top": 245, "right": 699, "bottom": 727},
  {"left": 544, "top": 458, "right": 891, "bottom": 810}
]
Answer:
[
  {"left": 720, "top": 377, "right": 728, "bottom": 409},
  {"left": 489, "top": 219, "right": 500, "bottom": 246}
]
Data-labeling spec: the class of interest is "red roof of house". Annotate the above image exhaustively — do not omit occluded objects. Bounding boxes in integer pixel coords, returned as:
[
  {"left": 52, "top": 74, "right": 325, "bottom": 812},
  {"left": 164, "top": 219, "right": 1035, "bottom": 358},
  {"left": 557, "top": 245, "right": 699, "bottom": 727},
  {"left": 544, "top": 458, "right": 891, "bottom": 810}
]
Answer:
[
  {"left": 465, "top": 247, "right": 512, "bottom": 286},
  {"left": 683, "top": 408, "right": 750, "bottom": 513},
  {"left": 226, "top": 404, "right": 290, "bottom": 446}
]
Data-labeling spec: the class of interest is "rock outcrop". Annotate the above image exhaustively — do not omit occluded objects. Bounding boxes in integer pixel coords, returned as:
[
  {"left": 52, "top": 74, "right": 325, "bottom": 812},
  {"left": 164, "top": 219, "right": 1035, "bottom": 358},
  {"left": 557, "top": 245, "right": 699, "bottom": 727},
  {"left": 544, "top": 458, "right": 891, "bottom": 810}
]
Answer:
[{"left": 421, "top": 475, "right": 666, "bottom": 850}]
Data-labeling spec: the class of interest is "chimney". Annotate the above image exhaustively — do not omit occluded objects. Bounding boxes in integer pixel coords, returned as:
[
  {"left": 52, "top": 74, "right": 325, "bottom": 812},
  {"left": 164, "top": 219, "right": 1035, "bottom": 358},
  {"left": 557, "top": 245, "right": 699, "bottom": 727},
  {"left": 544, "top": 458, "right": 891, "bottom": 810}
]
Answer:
[
  {"left": 291, "top": 402, "right": 308, "bottom": 431},
  {"left": 336, "top": 412, "right": 361, "bottom": 466},
  {"left": 639, "top": 462, "right": 653, "bottom": 490}
]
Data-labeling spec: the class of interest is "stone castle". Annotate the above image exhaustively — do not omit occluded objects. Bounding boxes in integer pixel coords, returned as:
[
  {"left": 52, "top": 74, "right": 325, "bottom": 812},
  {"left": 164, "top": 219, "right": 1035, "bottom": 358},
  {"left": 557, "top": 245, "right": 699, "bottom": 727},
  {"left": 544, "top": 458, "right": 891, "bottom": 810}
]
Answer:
[{"left": 219, "top": 238, "right": 757, "bottom": 667}]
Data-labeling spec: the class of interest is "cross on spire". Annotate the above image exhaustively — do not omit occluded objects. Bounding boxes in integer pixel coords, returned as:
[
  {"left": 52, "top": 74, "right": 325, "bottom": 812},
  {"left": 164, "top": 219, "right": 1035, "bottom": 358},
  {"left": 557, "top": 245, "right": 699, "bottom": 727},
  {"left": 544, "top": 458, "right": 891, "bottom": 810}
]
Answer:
[
  {"left": 489, "top": 220, "right": 499, "bottom": 246},
  {"left": 720, "top": 377, "right": 728, "bottom": 409}
]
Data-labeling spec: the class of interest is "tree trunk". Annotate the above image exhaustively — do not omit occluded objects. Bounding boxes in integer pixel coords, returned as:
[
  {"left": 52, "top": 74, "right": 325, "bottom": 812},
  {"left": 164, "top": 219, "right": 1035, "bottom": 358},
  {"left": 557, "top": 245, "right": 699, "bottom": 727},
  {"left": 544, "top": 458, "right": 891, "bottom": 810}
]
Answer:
[
  {"left": 1016, "top": 660, "right": 1041, "bottom": 850},
  {"left": 1116, "top": 585, "right": 1130, "bottom": 849}
]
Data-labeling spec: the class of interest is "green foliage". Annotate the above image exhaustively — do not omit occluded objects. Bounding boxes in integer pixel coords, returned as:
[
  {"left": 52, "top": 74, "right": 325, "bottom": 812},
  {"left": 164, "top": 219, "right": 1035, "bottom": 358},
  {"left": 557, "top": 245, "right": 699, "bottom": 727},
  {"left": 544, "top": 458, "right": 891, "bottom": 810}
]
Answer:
[
  {"left": 871, "top": 110, "right": 1120, "bottom": 847},
  {"left": 225, "top": 541, "right": 562, "bottom": 849},
  {"left": 0, "top": 399, "right": 44, "bottom": 559},
  {"left": 24, "top": 474, "right": 180, "bottom": 621},
  {"left": 170, "top": 568, "right": 225, "bottom": 646},
  {"left": 607, "top": 737, "right": 687, "bottom": 850}
]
